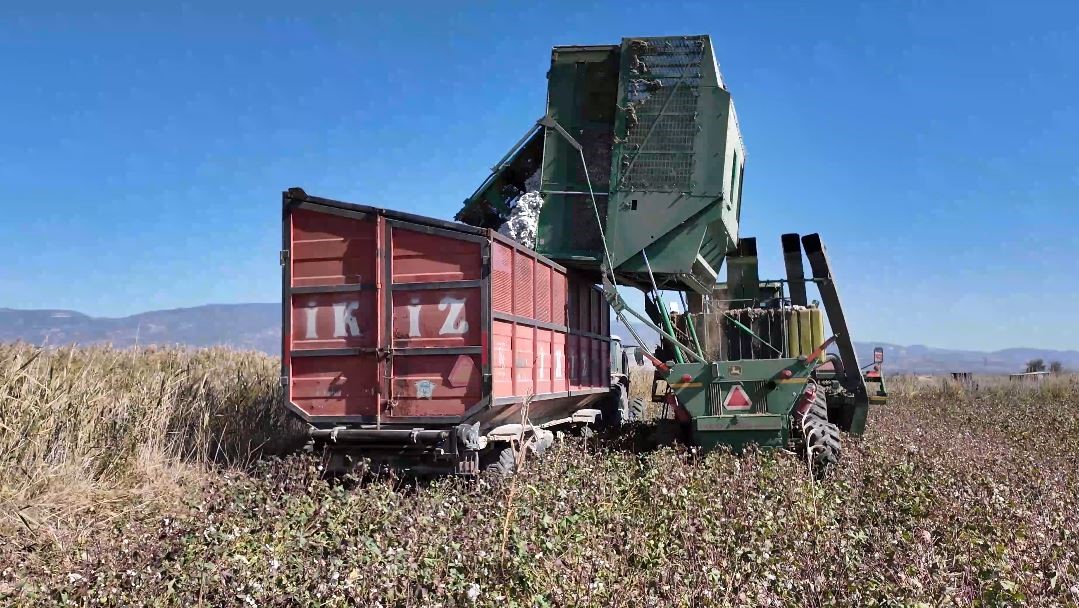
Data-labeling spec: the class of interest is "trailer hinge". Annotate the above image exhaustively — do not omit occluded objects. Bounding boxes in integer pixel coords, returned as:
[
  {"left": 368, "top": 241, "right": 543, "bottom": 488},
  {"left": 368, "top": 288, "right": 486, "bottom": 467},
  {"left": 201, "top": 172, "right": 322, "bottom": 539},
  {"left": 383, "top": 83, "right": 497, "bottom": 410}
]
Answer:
[{"left": 279, "top": 250, "right": 289, "bottom": 266}]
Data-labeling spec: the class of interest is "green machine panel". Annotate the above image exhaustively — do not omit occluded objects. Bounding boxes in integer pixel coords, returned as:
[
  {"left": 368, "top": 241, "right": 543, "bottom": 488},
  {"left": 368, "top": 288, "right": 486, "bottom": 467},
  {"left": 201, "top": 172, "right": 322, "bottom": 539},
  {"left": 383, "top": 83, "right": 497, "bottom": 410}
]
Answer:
[
  {"left": 535, "top": 44, "right": 620, "bottom": 264},
  {"left": 605, "top": 36, "right": 745, "bottom": 294}
]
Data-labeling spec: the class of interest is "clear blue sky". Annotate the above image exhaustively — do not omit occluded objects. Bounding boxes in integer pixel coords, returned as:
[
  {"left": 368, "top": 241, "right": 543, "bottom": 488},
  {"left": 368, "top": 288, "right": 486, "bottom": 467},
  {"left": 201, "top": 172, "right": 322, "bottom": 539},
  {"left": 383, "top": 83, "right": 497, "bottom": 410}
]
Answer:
[{"left": 2, "top": 1, "right": 1077, "bottom": 351}]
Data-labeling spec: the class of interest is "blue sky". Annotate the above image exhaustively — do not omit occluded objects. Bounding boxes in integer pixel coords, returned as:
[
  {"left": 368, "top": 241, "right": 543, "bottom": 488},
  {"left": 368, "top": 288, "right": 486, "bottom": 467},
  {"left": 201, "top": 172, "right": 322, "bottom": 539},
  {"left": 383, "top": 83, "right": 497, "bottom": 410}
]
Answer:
[{"left": 2, "top": 1, "right": 1077, "bottom": 351}]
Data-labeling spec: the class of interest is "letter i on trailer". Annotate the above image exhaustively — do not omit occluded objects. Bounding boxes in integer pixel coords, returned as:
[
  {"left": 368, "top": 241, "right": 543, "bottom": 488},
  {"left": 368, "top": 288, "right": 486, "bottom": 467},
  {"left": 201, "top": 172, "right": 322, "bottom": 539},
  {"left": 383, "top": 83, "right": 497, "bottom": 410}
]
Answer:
[{"left": 280, "top": 188, "right": 628, "bottom": 475}]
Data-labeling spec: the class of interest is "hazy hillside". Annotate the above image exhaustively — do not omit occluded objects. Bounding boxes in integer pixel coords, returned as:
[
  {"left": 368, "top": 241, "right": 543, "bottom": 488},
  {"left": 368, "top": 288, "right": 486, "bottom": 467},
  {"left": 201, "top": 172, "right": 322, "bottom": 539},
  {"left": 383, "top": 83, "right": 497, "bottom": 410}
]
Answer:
[
  {"left": 0, "top": 304, "right": 279, "bottom": 354},
  {"left": 2, "top": 304, "right": 1075, "bottom": 374}
]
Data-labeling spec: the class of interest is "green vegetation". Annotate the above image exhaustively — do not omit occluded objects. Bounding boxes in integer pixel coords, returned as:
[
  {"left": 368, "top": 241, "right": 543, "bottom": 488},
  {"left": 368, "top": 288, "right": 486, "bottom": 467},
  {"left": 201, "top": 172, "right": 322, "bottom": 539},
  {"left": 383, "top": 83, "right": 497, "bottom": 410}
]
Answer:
[{"left": 2, "top": 345, "right": 1078, "bottom": 606}]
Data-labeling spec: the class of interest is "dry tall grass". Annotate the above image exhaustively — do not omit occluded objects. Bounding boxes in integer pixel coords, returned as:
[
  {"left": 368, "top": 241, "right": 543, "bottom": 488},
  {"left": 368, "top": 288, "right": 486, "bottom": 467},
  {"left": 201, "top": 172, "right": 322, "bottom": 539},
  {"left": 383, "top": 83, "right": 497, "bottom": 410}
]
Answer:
[{"left": 0, "top": 343, "right": 293, "bottom": 534}]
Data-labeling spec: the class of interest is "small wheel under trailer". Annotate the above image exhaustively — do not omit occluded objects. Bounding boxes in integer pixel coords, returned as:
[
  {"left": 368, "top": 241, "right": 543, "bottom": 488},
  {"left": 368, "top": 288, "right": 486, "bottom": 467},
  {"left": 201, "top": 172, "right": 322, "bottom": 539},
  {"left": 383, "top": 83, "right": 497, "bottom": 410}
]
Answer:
[{"left": 310, "top": 401, "right": 613, "bottom": 478}]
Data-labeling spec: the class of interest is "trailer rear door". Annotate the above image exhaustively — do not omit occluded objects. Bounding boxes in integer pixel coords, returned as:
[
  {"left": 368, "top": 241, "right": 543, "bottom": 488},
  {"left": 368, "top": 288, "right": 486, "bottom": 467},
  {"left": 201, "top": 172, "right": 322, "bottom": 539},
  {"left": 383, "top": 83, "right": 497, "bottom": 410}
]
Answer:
[
  {"left": 283, "top": 195, "right": 489, "bottom": 425},
  {"left": 386, "top": 221, "right": 487, "bottom": 419}
]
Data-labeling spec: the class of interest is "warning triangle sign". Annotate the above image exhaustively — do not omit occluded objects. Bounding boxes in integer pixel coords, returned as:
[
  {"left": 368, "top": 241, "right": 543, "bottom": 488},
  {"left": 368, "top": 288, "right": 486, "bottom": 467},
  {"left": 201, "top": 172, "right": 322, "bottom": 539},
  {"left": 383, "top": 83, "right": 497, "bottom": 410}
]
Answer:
[{"left": 723, "top": 384, "right": 753, "bottom": 411}]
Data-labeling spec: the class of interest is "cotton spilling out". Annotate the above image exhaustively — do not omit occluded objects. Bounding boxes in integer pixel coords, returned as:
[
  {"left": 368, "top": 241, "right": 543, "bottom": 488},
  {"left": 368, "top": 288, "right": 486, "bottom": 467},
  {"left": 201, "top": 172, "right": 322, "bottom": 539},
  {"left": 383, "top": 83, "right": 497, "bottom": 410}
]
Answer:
[{"left": 497, "top": 192, "right": 544, "bottom": 249}]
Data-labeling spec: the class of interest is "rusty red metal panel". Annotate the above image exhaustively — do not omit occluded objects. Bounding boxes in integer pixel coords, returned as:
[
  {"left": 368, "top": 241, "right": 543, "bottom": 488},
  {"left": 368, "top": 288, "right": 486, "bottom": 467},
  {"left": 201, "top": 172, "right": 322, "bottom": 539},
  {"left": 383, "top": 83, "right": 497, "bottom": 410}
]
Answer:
[
  {"left": 591, "top": 338, "right": 602, "bottom": 386},
  {"left": 566, "top": 278, "right": 579, "bottom": 330},
  {"left": 552, "top": 271, "right": 567, "bottom": 326},
  {"left": 513, "top": 250, "right": 535, "bottom": 319},
  {"left": 590, "top": 287, "right": 601, "bottom": 335},
  {"left": 600, "top": 295, "right": 610, "bottom": 337},
  {"left": 291, "top": 208, "right": 376, "bottom": 288},
  {"left": 567, "top": 334, "right": 580, "bottom": 390},
  {"left": 384, "top": 224, "right": 485, "bottom": 416},
  {"left": 390, "top": 288, "right": 480, "bottom": 348},
  {"left": 391, "top": 226, "right": 481, "bottom": 283},
  {"left": 579, "top": 280, "right": 591, "bottom": 334},
  {"left": 535, "top": 264, "right": 551, "bottom": 323},
  {"left": 288, "top": 208, "right": 382, "bottom": 417},
  {"left": 600, "top": 339, "right": 610, "bottom": 385},
  {"left": 580, "top": 337, "right": 591, "bottom": 387},
  {"left": 290, "top": 291, "right": 377, "bottom": 351},
  {"left": 492, "top": 320, "right": 514, "bottom": 398},
  {"left": 551, "top": 331, "right": 567, "bottom": 392},
  {"left": 387, "top": 354, "right": 481, "bottom": 418},
  {"left": 513, "top": 325, "right": 535, "bottom": 396},
  {"left": 534, "top": 328, "right": 552, "bottom": 395},
  {"left": 288, "top": 203, "right": 490, "bottom": 423},
  {"left": 492, "top": 241, "right": 513, "bottom": 313},
  {"left": 578, "top": 337, "right": 592, "bottom": 388},
  {"left": 291, "top": 355, "right": 379, "bottom": 417},
  {"left": 285, "top": 193, "right": 614, "bottom": 430}
]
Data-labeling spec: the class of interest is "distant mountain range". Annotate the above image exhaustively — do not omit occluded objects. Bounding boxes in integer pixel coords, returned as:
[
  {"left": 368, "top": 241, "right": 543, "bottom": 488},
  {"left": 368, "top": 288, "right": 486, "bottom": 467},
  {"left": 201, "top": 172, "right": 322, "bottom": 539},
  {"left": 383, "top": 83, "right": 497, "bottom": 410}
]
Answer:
[
  {"left": 2, "top": 304, "right": 1075, "bottom": 375},
  {"left": 0, "top": 304, "right": 279, "bottom": 355}
]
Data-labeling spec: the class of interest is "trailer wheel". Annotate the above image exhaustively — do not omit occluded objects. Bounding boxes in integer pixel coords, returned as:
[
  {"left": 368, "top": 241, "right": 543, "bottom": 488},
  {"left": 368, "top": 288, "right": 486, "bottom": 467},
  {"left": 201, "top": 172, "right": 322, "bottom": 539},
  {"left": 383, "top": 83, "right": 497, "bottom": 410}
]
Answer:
[
  {"left": 629, "top": 397, "right": 647, "bottom": 422},
  {"left": 800, "top": 388, "right": 842, "bottom": 478},
  {"left": 603, "top": 383, "right": 630, "bottom": 429},
  {"left": 482, "top": 445, "right": 518, "bottom": 476}
]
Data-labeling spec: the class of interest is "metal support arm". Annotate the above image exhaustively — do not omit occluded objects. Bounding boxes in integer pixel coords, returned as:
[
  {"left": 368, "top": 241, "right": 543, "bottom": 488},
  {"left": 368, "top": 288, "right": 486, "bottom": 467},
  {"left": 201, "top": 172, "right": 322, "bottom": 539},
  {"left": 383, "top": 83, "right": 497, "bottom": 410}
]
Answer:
[
  {"left": 801, "top": 233, "right": 869, "bottom": 435},
  {"left": 602, "top": 276, "right": 706, "bottom": 364}
]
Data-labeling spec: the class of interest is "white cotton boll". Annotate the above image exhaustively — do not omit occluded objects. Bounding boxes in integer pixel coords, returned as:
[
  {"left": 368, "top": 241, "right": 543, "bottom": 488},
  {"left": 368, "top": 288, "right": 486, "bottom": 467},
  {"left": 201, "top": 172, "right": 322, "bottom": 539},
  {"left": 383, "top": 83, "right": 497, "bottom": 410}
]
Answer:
[
  {"left": 497, "top": 192, "right": 544, "bottom": 249},
  {"left": 467, "top": 583, "right": 481, "bottom": 601},
  {"left": 523, "top": 169, "right": 541, "bottom": 193}
]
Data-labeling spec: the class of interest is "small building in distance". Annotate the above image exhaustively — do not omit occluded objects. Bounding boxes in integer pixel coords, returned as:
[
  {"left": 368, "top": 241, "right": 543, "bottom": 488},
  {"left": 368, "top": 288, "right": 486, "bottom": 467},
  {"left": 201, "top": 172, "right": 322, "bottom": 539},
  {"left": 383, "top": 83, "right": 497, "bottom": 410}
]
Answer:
[{"left": 1008, "top": 371, "right": 1052, "bottom": 382}]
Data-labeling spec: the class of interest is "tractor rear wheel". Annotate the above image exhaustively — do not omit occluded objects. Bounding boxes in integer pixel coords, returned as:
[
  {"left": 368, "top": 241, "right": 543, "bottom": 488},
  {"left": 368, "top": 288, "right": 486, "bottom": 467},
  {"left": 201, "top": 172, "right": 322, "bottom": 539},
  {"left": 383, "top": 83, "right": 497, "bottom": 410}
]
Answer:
[
  {"left": 629, "top": 397, "right": 647, "bottom": 422},
  {"left": 800, "top": 386, "right": 842, "bottom": 478},
  {"left": 603, "top": 383, "right": 630, "bottom": 429},
  {"left": 482, "top": 445, "right": 518, "bottom": 476}
]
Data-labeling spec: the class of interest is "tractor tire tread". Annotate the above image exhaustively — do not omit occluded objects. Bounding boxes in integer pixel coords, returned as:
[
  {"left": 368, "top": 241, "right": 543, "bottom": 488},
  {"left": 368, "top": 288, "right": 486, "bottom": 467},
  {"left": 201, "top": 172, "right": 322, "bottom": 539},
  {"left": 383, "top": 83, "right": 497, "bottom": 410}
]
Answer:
[
  {"left": 483, "top": 446, "right": 517, "bottom": 476},
  {"left": 802, "top": 387, "right": 842, "bottom": 477}
]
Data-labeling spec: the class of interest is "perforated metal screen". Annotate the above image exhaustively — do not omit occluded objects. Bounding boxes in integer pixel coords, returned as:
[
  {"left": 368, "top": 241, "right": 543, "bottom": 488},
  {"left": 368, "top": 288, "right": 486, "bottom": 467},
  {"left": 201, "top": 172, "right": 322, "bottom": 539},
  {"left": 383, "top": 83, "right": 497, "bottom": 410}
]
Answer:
[{"left": 619, "top": 37, "right": 705, "bottom": 192}]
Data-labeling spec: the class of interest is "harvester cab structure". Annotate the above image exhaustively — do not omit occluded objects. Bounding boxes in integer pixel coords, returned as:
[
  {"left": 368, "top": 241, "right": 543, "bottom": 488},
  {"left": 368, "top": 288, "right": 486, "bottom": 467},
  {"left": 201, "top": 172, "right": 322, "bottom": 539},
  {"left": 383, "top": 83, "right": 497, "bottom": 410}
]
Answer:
[{"left": 457, "top": 34, "right": 885, "bottom": 473}]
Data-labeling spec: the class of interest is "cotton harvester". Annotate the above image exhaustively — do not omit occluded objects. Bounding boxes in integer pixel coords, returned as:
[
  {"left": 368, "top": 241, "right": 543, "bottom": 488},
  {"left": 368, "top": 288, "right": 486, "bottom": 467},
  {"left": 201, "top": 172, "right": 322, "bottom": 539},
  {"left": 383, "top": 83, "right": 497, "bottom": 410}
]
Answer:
[{"left": 455, "top": 34, "right": 887, "bottom": 473}]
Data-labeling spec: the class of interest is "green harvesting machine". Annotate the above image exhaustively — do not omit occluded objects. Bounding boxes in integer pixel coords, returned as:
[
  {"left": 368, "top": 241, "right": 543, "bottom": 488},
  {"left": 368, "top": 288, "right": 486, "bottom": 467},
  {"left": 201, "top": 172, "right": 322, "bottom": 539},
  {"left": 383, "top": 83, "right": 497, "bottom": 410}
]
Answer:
[{"left": 457, "top": 34, "right": 886, "bottom": 471}]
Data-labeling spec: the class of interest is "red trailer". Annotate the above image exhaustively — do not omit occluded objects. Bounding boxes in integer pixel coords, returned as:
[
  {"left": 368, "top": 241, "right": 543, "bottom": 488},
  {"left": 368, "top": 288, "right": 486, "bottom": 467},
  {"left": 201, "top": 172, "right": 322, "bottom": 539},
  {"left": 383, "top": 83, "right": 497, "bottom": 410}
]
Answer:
[{"left": 281, "top": 189, "right": 626, "bottom": 474}]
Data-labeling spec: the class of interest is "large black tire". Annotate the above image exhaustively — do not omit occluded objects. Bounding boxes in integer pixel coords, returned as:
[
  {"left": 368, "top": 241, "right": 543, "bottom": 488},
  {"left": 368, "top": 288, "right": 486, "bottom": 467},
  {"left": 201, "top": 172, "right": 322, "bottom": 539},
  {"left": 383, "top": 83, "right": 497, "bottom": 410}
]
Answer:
[
  {"left": 629, "top": 397, "right": 647, "bottom": 422},
  {"left": 800, "top": 387, "right": 842, "bottom": 478},
  {"left": 482, "top": 445, "right": 517, "bottom": 476}
]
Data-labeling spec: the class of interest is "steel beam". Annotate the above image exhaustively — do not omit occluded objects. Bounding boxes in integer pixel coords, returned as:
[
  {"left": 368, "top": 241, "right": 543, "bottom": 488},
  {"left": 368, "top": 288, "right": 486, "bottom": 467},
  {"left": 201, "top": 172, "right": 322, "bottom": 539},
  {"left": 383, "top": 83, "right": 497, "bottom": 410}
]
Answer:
[
  {"left": 726, "top": 238, "right": 759, "bottom": 308},
  {"left": 781, "top": 233, "right": 808, "bottom": 306},
  {"left": 801, "top": 233, "right": 869, "bottom": 435}
]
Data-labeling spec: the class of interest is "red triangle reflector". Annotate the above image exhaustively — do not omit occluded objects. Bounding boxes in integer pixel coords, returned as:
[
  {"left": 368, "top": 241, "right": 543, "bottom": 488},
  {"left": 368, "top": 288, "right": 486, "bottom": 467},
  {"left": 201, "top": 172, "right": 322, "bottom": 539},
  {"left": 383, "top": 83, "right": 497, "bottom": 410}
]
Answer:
[{"left": 723, "top": 384, "right": 752, "bottom": 411}]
